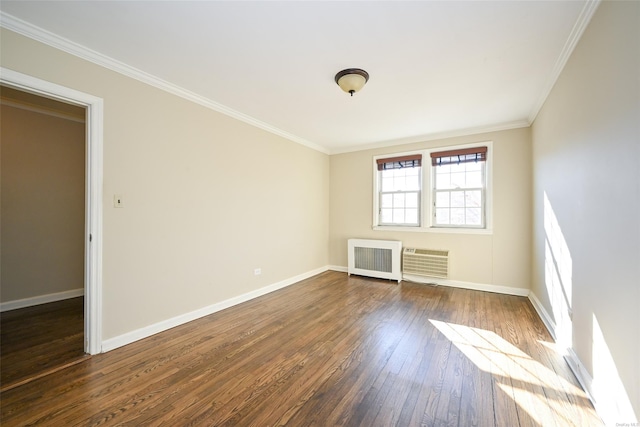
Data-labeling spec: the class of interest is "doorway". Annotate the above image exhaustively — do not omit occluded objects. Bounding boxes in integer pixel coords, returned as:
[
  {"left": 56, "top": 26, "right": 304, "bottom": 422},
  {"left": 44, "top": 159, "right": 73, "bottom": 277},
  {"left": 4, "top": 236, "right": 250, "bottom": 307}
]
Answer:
[
  {"left": 0, "top": 85, "right": 88, "bottom": 389},
  {"left": 0, "top": 68, "right": 103, "bottom": 367}
]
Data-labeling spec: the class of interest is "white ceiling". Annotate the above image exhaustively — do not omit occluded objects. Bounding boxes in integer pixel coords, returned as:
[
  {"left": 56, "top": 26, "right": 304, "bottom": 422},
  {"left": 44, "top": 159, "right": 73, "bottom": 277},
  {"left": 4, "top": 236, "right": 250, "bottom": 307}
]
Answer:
[{"left": 0, "top": 1, "right": 596, "bottom": 154}]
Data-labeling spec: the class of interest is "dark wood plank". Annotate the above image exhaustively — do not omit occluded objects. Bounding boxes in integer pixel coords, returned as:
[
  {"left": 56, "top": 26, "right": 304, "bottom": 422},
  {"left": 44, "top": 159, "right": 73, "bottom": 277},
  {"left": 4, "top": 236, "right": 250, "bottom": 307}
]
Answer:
[
  {"left": 1, "top": 297, "right": 85, "bottom": 390},
  {"left": 0, "top": 272, "right": 603, "bottom": 426}
]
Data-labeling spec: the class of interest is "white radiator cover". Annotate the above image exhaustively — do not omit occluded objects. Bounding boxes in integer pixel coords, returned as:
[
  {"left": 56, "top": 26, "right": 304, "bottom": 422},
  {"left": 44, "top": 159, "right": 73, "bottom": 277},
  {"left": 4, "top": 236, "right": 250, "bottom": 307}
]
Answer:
[{"left": 348, "top": 239, "right": 402, "bottom": 282}]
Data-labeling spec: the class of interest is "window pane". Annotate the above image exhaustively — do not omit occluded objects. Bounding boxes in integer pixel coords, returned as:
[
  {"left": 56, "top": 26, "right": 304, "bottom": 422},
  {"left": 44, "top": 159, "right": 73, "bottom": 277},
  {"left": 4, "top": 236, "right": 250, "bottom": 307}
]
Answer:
[
  {"left": 467, "top": 171, "right": 482, "bottom": 187},
  {"left": 451, "top": 191, "right": 465, "bottom": 207},
  {"left": 435, "top": 173, "right": 451, "bottom": 189},
  {"left": 393, "top": 176, "right": 405, "bottom": 191},
  {"left": 406, "top": 175, "right": 420, "bottom": 191},
  {"left": 393, "top": 208, "right": 405, "bottom": 223},
  {"left": 436, "top": 164, "right": 451, "bottom": 174},
  {"left": 435, "top": 191, "right": 450, "bottom": 208},
  {"left": 393, "top": 193, "right": 405, "bottom": 207},
  {"left": 450, "top": 172, "right": 465, "bottom": 188},
  {"left": 466, "top": 190, "right": 482, "bottom": 207},
  {"left": 406, "top": 167, "right": 419, "bottom": 176},
  {"left": 466, "top": 162, "right": 481, "bottom": 172},
  {"left": 436, "top": 208, "right": 450, "bottom": 224},
  {"left": 381, "top": 194, "right": 393, "bottom": 208},
  {"left": 381, "top": 176, "right": 393, "bottom": 192},
  {"left": 466, "top": 208, "right": 482, "bottom": 225},
  {"left": 406, "top": 192, "right": 418, "bottom": 208},
  {"left": 381, "top": 208, "right": 392, "bottom": 223},
  {"left": 450, "top": 163, "right": 465, "bottom": 173},
  {"left": 406, "top": 209, "right": 418, "bottom": 224},
  {"left": 451, "top": 208, "right": 465, "bottom": 225}
]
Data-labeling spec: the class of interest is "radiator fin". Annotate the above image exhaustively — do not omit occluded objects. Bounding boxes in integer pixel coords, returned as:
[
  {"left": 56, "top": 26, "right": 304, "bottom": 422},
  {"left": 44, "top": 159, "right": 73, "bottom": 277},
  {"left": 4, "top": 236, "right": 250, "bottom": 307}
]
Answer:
[
  {"left": 354, "top": 247, "right": 392, "bottom": 273},
  {"left": 403, "top": 248, "right": 449, "bottom": 278}
]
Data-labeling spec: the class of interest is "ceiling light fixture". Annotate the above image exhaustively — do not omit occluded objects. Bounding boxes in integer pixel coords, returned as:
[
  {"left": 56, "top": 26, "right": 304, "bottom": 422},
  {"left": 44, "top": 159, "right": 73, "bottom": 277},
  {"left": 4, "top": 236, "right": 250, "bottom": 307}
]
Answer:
[{"left": 335, "top": 68, "right": 369, "bottom": 96}]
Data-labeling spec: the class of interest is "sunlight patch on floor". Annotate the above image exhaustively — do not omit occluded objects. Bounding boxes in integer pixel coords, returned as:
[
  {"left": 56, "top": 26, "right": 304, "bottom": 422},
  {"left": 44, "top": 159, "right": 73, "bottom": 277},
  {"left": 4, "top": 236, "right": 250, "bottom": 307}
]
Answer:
[{"left": 430, "top": 319, "right": 599, "bottom": 425}]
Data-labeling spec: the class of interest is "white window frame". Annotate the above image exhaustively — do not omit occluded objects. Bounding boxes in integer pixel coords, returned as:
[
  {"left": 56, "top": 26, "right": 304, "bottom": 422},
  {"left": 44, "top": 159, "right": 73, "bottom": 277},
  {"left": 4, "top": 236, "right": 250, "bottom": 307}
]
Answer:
[
  {"left": 373, "top": 141, "right": 493, "bottom": 234},
  {"left": 377, "top": 155, "right": 423, "bottom": 227}
]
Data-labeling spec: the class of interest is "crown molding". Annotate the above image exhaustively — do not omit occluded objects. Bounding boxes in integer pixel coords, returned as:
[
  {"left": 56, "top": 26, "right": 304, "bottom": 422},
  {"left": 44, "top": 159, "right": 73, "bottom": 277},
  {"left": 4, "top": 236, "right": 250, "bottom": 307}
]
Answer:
[
  {"left": 0, "top": 12, "right": 329, "bottom": 155},
  {"left": 528, "top": 0, "right": 601, "bottom": 124},
  {"left": 329, "top": 120, "right": 530, "bottom": 155},
  {"left": 2, "top": 1, "right": 600, "bottom": 157}
]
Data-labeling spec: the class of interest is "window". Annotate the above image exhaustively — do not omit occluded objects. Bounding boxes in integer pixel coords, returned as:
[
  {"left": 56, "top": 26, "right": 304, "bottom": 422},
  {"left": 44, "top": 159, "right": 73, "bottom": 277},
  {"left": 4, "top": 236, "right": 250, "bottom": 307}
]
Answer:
[
  {"left": 376, "top": 155, "right": 422, "bottom": 226},
  {"left": 431, "top": 147, "right": 487, "bottom": 228},
  {"left": 373, "top": 143, "right": 491, "bottom": 232}
]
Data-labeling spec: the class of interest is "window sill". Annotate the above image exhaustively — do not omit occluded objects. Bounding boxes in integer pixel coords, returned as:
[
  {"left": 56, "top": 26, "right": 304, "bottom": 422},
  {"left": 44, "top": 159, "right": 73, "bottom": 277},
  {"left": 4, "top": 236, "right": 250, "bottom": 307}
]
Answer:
[{"left": 373, "top": 225, "right": 493, "bottom": 235}]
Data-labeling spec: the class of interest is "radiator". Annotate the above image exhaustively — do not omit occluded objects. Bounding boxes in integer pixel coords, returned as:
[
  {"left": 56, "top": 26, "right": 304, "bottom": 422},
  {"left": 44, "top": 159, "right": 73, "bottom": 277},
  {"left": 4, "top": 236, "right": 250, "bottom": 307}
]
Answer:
[
  {"left": 348, "top": 239, "right": 402, "bottom": 282},
  {"left": 402, "top": 248, "right": 449, "bottom": 278}
]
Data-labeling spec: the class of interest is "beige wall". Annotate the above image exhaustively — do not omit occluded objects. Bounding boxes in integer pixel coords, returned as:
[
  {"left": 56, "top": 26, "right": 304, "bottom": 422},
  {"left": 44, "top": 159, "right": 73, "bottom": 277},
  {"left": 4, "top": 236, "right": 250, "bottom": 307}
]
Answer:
[
  {"left": 0, "top": 28, "right": 330, "bottom": 340},
  {"left": 330, "top": 127, "right": 532, "bottom": 290},
  {"left": 531, "top": 0, "right": 639, "bottom": 421},
  {"left": 1, "top": 104, "right": 85, "bottom": 302}
]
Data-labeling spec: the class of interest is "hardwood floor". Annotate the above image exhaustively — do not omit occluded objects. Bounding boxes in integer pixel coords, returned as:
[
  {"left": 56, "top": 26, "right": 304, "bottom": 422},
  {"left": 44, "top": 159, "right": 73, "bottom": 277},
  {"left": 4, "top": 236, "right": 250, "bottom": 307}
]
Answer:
[
  {"left": 0, "top": 272, "right": 602, "bottom": 426},
  {"left": 1, "top": 297, "right": 86, "bottom": 391}
]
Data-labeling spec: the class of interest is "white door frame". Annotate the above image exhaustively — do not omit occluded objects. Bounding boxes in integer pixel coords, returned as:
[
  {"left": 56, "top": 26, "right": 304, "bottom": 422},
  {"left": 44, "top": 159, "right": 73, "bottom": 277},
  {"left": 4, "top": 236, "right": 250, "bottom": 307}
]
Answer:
[{"left": 1, "top": 67, "right": 103, "bottom": 354}]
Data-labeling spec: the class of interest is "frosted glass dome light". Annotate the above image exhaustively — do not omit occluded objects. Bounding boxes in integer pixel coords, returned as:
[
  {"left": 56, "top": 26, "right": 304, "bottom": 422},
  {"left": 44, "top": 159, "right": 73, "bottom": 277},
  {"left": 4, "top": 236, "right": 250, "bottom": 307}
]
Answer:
[{"left": 335, "top": 68, "right": 369, "bottom": 96}]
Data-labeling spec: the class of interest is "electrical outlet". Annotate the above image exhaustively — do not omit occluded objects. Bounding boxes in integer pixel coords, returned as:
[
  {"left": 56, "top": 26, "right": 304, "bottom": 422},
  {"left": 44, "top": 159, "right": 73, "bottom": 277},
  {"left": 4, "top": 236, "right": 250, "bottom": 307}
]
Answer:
[
  {"left": 254, "top": 268, "right": 261, "bottom": 276},
  {"left": 114, "top": 195, "right": 124, "bottom": 208}
]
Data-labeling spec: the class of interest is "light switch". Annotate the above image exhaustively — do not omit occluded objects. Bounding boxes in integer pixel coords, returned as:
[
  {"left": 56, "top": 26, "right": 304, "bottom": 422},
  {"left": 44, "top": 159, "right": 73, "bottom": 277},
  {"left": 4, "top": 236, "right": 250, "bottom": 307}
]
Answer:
[{"left": 114, "top": 195, "right": 124, "bottom": 208}]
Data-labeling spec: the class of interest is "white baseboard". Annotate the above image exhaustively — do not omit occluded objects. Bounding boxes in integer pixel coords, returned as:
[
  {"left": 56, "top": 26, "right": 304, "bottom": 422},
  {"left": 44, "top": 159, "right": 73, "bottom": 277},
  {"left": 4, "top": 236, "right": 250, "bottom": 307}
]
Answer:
[
  {"left": 0, "top": 288, "right": 84, "bottom": 312},
  {"left": 402, "top": 273, "right": 530, "bottom": 297},
  {"left": 330, "top": 265, "right": 529, "bottom": 296},
  {"left": 101, "top": 266, "right": 329, "bottom": 352},
  {"left": 565, "top": 347, "right": 595, "bottom": 404},
  {"left": 527, "top": 291, "right": 557, "bottom": 340}
]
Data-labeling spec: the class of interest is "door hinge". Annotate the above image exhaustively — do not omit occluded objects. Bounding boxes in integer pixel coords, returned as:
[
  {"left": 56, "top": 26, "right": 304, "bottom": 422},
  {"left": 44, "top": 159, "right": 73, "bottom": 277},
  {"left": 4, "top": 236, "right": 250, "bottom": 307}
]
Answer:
[{"left": 89, "top": 234, "right": 93, "bottom": 242}]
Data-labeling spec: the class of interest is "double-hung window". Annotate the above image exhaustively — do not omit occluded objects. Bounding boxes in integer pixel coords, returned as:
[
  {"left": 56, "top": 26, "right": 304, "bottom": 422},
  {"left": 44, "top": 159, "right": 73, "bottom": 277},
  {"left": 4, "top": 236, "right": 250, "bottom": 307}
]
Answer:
[
  {"left": 374, "top": 143, "right": 490, "bottom": 231},
  {"left": 431, "top": 146, "right": 487, "bottom": 228},
  {"left": 376, "top": 155, "right": 422, "bottom": 226}
]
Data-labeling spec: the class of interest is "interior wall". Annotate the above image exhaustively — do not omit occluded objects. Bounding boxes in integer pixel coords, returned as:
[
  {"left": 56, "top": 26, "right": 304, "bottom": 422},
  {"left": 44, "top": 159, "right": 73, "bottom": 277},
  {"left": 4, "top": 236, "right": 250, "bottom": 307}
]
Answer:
[
  {"left": 0, "top": 103, "right": 85, "bottom": 302},
  {"left": 531, "top": 0, "right": 639, "bottom": 422},
  {"left": 329, "top": 127, "right": 532, "bottom": 290},
  {"left": 0, "top": 28, "right": 330, "bottom": 341}
]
